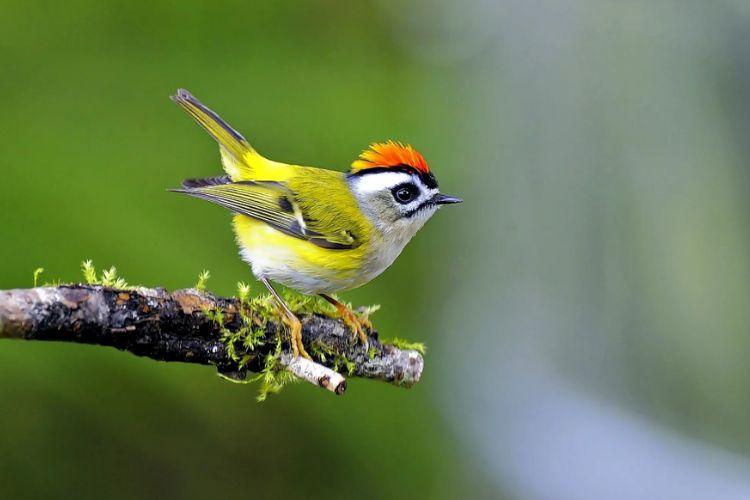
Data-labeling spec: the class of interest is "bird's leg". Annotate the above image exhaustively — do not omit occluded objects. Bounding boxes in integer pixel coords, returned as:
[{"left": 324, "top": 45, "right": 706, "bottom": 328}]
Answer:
[
  {"left": 260, "top": 276, "right": 311, "bottom": 360},
  {"left": 319, "top": 294, "right": 371, "bottom": 351}
]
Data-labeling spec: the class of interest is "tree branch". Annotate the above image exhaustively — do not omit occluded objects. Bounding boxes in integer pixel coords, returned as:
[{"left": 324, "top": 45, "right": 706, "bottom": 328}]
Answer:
[{"left": 0, "top": 285, "right": 423, "bottom": 396}]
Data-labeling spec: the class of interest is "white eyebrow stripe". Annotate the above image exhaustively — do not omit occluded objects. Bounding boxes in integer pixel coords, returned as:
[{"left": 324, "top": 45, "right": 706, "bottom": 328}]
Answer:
[{"left": 350, "top": 171, "right": 414, "bottom": 194}]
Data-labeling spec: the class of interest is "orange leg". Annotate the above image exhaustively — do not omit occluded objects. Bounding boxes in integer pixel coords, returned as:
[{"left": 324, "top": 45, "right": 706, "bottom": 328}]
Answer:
[
  {"left": 320, "top": 294, "right": 371, "bottom": 350},
  {"left": 260, "top": 277, "right": 311, "bottom": 360}
]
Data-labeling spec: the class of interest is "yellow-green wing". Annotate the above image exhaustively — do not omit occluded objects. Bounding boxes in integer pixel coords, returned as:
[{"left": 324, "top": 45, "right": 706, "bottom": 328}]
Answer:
[{"left": 173, "top": 175, "right": 365, "bottom": 250}]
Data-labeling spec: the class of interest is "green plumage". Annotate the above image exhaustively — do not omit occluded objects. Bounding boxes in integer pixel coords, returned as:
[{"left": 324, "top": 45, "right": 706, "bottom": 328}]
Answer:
[{"left": 174, "top": 169, "right": 370, "bottom": 250}]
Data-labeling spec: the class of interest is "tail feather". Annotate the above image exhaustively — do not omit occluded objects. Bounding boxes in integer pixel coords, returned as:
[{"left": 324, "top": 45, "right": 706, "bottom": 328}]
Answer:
[
  {"left": 180, "top": 175, "right": 231, "bottom": 189},
  {"left": 171, "top": 88, "right": 261, "bottom": 180}
]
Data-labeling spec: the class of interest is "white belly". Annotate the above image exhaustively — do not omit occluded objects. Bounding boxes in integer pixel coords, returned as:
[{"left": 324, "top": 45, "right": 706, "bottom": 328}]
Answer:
[
  {"left": 238, "top": 246, "right": 339, "bottom": 294},
  {"left": 239, "top": 233, "right": 410, "bottom": 295}
]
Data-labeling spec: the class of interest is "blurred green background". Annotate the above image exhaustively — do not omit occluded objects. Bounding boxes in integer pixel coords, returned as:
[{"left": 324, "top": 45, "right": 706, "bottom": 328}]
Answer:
[{"left": 3, "top": 1, "right": 750, "bottom": 499}]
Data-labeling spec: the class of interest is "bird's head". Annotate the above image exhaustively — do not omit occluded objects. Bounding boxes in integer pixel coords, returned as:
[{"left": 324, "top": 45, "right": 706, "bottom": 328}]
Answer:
[{"left": 347, "top": 141, "right": 462, "bottom": 240}]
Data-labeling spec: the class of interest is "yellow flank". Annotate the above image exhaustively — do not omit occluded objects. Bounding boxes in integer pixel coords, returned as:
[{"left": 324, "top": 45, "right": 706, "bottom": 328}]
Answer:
[{"left": 233, "top": 214, "right": 371, "bottom": 288}]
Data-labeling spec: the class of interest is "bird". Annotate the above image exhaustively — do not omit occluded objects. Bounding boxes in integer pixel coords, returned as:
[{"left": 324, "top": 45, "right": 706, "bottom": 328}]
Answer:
[{"left": 170, "top": 88, "right": 462, "bottom": 359}]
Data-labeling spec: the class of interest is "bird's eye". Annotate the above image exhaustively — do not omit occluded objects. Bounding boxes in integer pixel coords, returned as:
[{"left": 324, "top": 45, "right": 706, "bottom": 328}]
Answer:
[{"left": 392, "top": 184, "right": 418, "bottom": 204}]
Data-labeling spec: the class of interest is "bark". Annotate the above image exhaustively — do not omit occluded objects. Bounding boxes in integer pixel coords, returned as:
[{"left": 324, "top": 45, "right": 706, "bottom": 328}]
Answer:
[{"left": 0, "top": 285, "right": 423, "bottom": 395}]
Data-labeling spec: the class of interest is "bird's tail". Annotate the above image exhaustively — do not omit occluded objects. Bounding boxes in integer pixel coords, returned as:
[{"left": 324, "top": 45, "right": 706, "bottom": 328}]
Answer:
[{"left": 171, "top": 88, "right": 264, "bottom": 180}]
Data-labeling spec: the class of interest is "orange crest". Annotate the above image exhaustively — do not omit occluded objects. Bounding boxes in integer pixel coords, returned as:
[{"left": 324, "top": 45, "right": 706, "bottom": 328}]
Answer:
[{"left": 350, "top": 141, "right": 430, "bottom": 175}]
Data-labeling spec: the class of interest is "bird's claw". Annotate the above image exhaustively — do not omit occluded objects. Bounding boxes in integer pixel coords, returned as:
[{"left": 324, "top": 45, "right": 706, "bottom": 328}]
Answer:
[
  {"left": 281, "top": 312, "right": 312, "bottom": 360},
  {"left": 338, "top": 307, "right": 371, "bottom": 352}
]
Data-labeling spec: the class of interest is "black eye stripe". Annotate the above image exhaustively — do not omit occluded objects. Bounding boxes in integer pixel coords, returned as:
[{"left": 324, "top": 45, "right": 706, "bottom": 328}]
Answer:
[{"left": 403, "top": 200, "right": 434, "bottom": 218}]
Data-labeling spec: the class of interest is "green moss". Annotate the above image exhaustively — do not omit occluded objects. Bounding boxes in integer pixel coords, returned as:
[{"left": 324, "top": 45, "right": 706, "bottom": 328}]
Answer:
[
  {"left": 204, "top": 282, "right": 372, "bottom": 401},
  {"left": 80, "top": 260, "right": 130, "bottom": 289},
  {"left": 200, "top": 282, "right": 273, "bottom": 399},
  {"left": 332, "top": 353, "right": 356, "bottom": 376},
  {"left": 195, "top": 269, "right": 211, "bottom": 291},
  {"left": 237, "top": 281, "right": 252, "bottom": 303},
  {"left": 203, "top": 289, "right": 268, "bottom": 370},
  {"left": 309, "top": 339, "right": 335, "bottom": 364},
  {"left": 33, "top": 268, "right": 44, "bottom": 287},
  {"left": 82, "top": 260, "right": 98, "bottom": 284},
  {"left": 215, "top": 371, "right": 255, "bottom": 385},
  {"left": 101, "top": 267, "right": 129, "bottom": 288},
  {"left": 281, "top": 290, "right": 328, "bottom": 315},
  {"left": 356, "top": 303, "right": 381, "bottom": 320},
  {"left": 380, "top": 337, "right": 427, "bottom": 355},
  {"left": 254, "top": 335, "right": 299, "bottom": 402}
]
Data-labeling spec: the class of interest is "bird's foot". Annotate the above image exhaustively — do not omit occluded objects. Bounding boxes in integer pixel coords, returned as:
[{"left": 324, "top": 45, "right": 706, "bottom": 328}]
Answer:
[
  {"left": 280, "top": 310, "right": 312, "bottom": 360},
  {"left": 261, "top": 276, "right": 312, "bottom": 360},
  {"left": 319, "top": 294, "right": 373, "bottom": 353},
  {"left": 321, "top": 297, "right": 371, "bottom": 351},
  {"left": 340, "top": 307, "right": 371, "bottom": 352}
]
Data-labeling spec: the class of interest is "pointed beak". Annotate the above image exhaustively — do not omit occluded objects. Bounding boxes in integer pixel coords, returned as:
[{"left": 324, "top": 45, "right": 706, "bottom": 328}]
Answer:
[{"left": 431, "top": 193, "right": 463, "bottom": 205}]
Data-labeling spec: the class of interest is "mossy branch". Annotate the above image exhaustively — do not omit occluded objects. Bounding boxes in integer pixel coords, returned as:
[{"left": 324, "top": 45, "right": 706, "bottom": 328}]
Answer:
[{"left": 0, "top": 285, "right": 423, "bottom": 398}]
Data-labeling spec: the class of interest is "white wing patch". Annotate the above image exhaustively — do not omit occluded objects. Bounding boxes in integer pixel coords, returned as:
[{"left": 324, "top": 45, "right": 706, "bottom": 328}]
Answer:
[{"left": 290, "top": 199, "right": 308, "bottom": 233}]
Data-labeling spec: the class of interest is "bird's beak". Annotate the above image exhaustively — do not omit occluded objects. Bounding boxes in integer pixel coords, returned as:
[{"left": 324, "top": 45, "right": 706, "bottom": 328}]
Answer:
[{"left": 431, "top": 193, "right": 463, "bottom": 205}]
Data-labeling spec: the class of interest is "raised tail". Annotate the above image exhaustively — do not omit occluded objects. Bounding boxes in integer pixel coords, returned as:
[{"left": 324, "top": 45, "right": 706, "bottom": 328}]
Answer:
[{"left": 171, "top": 88, "right": 263, "bottom": 180}]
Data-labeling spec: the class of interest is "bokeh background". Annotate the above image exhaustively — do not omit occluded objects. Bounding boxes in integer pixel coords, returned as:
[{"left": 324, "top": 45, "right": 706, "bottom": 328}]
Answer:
[{"left": 3, "top": 1, "right": 750, "bottom": 498}]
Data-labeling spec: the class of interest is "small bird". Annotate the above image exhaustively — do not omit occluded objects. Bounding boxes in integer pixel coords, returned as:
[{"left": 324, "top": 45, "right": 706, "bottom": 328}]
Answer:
[{"left": 170, "top": 89, "right": 461, "bottom": 359}]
